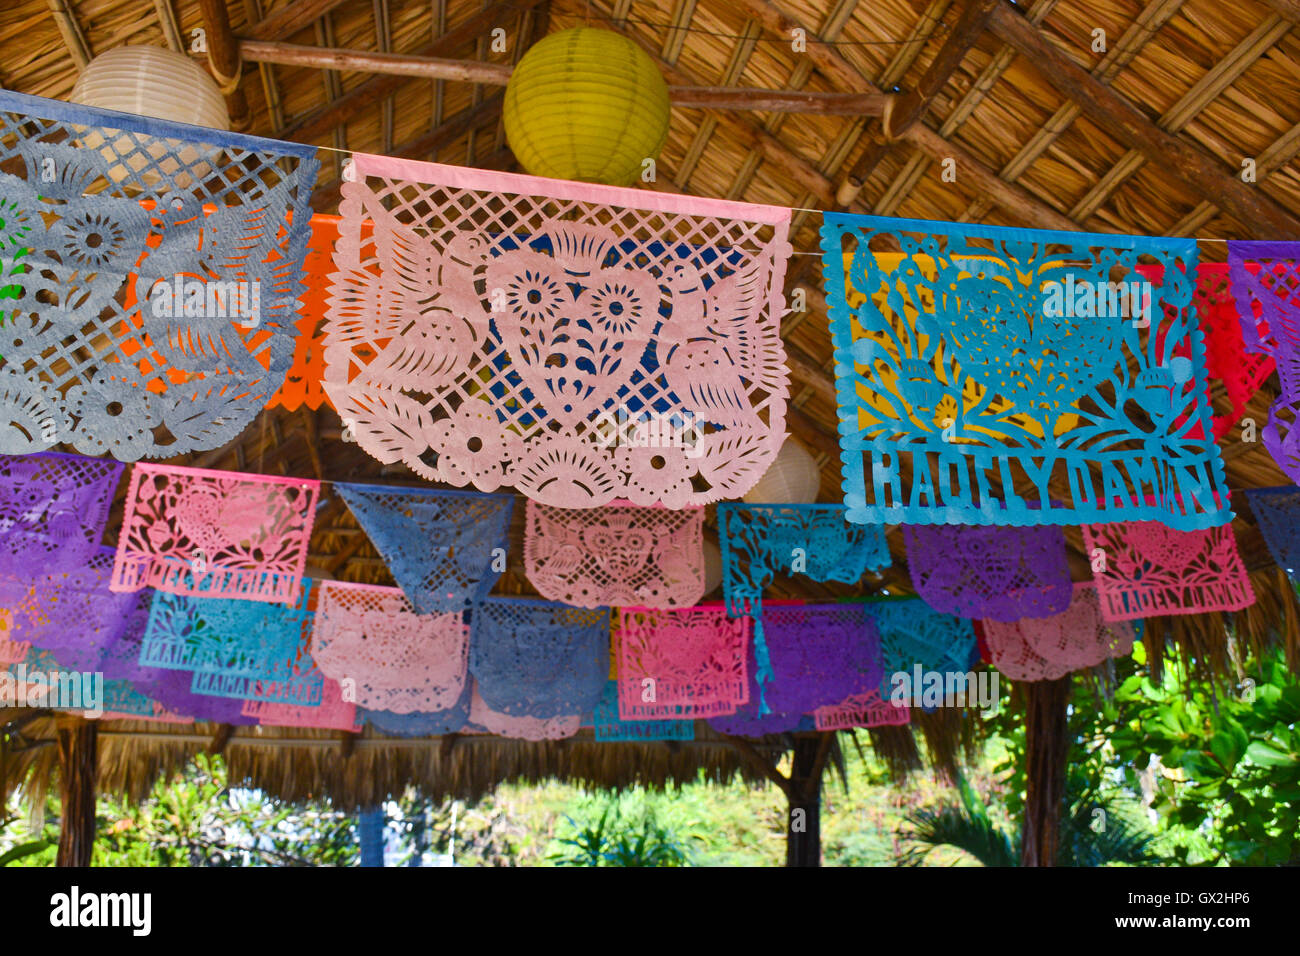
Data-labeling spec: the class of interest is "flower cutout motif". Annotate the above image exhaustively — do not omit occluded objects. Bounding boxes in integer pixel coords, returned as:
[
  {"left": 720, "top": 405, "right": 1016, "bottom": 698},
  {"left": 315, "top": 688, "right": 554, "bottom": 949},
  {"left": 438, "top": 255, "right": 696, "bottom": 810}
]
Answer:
[
  {"left": 616, "top": 442, "right": 693, "bottom": 508},
  {"left": 429, "top": 401, "right": 510, "bottom": 489},
  {"left": 502, "top": 266, "right": 566, "bottom": 326},
  {"left": 586, "top": 279, "right": 653, "bottom": 339},
  {"left": 54, "top": 201, "right": 147, "bottom": 273},
  {"left": 66, "top": 370, "right": 163, "bottom": 461}
]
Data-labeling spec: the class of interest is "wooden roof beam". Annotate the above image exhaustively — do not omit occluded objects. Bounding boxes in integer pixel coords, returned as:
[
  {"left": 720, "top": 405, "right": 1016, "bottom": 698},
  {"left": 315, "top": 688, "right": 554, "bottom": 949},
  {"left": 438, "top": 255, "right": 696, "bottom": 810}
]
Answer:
[
  {"left": 728, "top": 0, "right": 1082, "bottom": 231},
  {"left": 986, "top": 0, "right": 1300, "bottom": 238},
  {"left": 840, "top": 0, "right": 998, "bottom": 206},
  {"left": 197, "top": 0, "right": 253, "bottom": 129},
  {"left": 278, "top": 0, "right": 540, "bottom": 145},
  {"left": 242, "top": 40, "right": 891, "bottom": 119},
  {"left": 246, "top": 0, "right": 355, "bottom": 42},
  {"left": 45, "top": 0, "right": 91, "bottom": 70}
]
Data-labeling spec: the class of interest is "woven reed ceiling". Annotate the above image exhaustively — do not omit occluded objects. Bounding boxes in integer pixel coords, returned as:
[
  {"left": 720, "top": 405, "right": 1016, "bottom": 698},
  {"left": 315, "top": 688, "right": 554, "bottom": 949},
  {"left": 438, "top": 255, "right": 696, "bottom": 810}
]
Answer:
[{"left": 3, "top": 0, "right": 1300, "bottom": 600}]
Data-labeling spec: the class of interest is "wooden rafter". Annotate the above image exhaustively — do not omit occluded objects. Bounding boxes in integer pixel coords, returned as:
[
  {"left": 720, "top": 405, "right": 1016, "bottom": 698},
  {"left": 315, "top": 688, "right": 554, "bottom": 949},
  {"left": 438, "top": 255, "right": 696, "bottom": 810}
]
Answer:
[
  {"left": 197, "top": 0, "right": 253, "bottom": 128},
  {"left": 238, "top": 38, "right": 890, "bottom": 117},
  {"left": 45, "top": 0, "right": 91, "bottom": 70},
  {"left": 987, "top": 0, "right": 1300, "bottom": 237}
]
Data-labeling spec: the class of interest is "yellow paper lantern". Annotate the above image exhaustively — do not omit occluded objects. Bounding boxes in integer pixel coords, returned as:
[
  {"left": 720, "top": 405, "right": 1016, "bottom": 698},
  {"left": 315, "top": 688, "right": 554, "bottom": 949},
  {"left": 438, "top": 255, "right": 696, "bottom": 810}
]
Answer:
[{"left": 504, "top": 27, "right": 670, "bottom": 187}]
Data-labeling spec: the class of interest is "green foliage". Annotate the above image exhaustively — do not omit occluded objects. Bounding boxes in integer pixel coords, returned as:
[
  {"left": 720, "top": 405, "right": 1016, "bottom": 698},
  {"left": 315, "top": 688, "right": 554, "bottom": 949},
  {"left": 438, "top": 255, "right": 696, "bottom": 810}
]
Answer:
[{"left": 549, "top": 803, "right": 696, "bottom": 867}]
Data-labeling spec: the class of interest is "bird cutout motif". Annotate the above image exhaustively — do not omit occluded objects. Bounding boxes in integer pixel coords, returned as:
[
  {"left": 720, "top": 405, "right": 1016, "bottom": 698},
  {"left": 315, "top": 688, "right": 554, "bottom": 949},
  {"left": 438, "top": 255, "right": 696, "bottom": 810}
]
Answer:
[{"left": 660, "top": 259, "right": 773, "bottom": 429}]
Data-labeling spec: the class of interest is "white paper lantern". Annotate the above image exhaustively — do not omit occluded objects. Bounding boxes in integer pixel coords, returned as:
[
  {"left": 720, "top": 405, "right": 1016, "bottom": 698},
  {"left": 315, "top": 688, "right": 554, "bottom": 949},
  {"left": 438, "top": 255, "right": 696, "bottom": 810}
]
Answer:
[
  {"left": 742, "top": 437, "right": 822, "bottom": 504},
  {"left": 68, "top": 46, "right": 229, "bottom": 186}
]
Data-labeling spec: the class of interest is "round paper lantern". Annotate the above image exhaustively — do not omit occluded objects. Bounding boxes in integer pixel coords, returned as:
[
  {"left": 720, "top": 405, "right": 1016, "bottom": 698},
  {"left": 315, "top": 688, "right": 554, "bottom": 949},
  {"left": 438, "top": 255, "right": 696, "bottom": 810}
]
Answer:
[
  {"left": 69, "top": 45, "right": 229, "bottom": 185},
  {"left": 742, "top": 438, "right": 822, "bottom": 504},
  {"left": 504, "top": 27, "right": 670, "bottom": 186}
]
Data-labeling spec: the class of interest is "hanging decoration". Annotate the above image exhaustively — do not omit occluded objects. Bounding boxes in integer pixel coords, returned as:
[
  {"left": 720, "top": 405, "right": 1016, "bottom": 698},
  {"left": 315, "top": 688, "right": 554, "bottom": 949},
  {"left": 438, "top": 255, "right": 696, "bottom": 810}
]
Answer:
[
  {"left": 821, "top": 215, "right": 1229, "bottom": 528},
  {"left": 468, "top": 597, "right": 609, "bottom": 719},
  {"left": 0, "top": 89, "right": 318, "bottom": 459},
  {"left": 0, "top": 452, "right": 122, "bottom": 578},
  {"left": 1245, "top": 487, "right": 1300, "bottom": 581},
  {"left": 467, "top": 683, "right": 582, "bottom": 740},
  {"left": 615, "top": 603, "right": 749, "bottom": 719},
  {"left": 0, "top": 547, "right": 139, "bottom": 667},
  {"left": 242, "top": 677, "right": 361, "bottom": 731},
  {"left": 814, "top": 689, "right": 910, "bottom": 731},
  {"left": 361, "top": 683, "right": 473, "bottom": 737},
  {"left": 903, "top": 522, "right": 1073, "bottom": 621},
  {"left": 709, "top": 603, "right": 882, "bottom": 736},
  {"left": 592, "top": 680, "right": 694, "bottom": 741},
  {"left": 503, "top": 27, "right": 670, "bottom": 187},
  {"left": 112, "top": 464, "right": 319, "bottom": 604},
  {"left": 1138, "top": 262, "right": 1274, "bottom": 441},
  {"left": 309, "top": 580, "right": 470, "bottom": 714},
  {"left": 983, "top": 583, "right": 1136, "bottom": 681},
  {"left": 324, "top": 155, "right": 792, "bottom": 508},
  {"left": 718, "top": 502, "right": 889, "bottom": 697},
  {"left": 137, "top": 582, "right": 319, "bottom": 704},
  {"left": 867, "top": 598, "right": 979, "bottom": 681},
  {"left": 138, "top": 667, "right": 259, "bottom": 724},
  {"left": 1079, "top": 519, "right": 1254, "bottom": 621},
  {"left": 335, "top": 484, "right": 512, "bottom": 614},
  {"left": 1228, "top": 241, "right": 1300, "bottom": 482},
  {"left": 266, "top": 212, "right": 342, "bottom": 411},
  {"left": 524, "top": 499, "right": 705, "bottom": 608}
]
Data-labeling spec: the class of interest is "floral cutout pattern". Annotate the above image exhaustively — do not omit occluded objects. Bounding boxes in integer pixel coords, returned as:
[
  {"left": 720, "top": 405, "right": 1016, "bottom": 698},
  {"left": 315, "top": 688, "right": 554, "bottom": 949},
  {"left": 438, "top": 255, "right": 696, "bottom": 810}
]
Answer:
[
  {"left": 112, "top": 464, "right": 319, "bottom": 604},
  {"left": 524, "top": 499, "right": 705, "bottom": 608},
  {"left": 0, "top": 90, "right": 318, "bottom": 459},
  {"left": 324, "top": 154, "right": 793, "bottom": 507}
]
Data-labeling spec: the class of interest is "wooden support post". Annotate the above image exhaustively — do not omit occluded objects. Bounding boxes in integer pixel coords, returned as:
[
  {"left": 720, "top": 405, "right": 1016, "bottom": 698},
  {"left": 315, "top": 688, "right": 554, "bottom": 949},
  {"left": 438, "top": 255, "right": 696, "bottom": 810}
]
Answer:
[
  {"left": 1021, "top": 676, "right": 1071, "bottom": 867},
  {"left": 55, "top": 716, "right": 97, "bottom": 868},
  {"left": 786, "top": 734, "right": 829, "bottom": 867}
]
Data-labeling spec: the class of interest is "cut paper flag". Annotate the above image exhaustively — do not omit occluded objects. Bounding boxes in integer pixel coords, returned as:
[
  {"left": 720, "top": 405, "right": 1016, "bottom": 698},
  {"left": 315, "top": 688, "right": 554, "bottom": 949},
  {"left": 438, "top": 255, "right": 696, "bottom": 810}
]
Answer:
[
  {"left": 324, "top": 155, "right": 793, "bottom": 507},
  {"left": 266, "top": 212, "right": 341, "bottom": 411},
  {"left": 309, "top": 580, "right": 470, "bottom": 714},
  {"left": 0, "top": 452, "right": 122, "bottom": 578},
  {"left": 1246, "top": 486, "right": 1300, "bottom": 581},
  {"left": 242, "top": 677, "right": 361, "bottom": 732},
  {"left": 1228, "top": 241, "right": 1300, "bottom": 483},
  {"left": 616, "top": 603, "right": 749, "bottom": 719},
  {"left": 468, "top": 597, "right": 609, "bottom": 720},
  {"left": 592, "top": 681, "right": 694, "bottom": 742},
  {"left": 138, "top": 581, "right": 322, "bottom": 706},
  {"left": 983, "top": 583, "right": 1136, "bottom": 682},
  {"left": 820, "top": 214, "right": 1230, "bottom": 529},
  {"left": 112, "top": 463, "right": 319, "bottom": 605},
  {"left": 867, "top": 598, "right": 979, "bottom": 686},
  {"left": 467, "top": 682, "right": 581, "bottom": 741},
  {"left": 904, "top": 521, "right": 1073, "bottom": 621},
  {"left": 0, "top": 89, "right": 318, "bottom": 459},
  {"left": 0, "top": 546, "right": 139, "bottom": 667},
  {"left": 1080, "top": 519, "right": 1254, "bottom": 621},
  {"left": 814, "top": 689, "right": 910, "bottom": 731},
  {"left": 336, "top": 483, "right": 512, "bottom": 614},
  {"left": 709, "top": 602, "right": 882, "bottom": 737},
  {"left": 718, "top": 502, "right": 889, "bottom": 699},
  {"left": 362, "top": 683, "right": 473, "bottom": 737},
  {"left": 1138, "top": 262, "right": 1274, "bottom": 441},
  {"left": 524, "top": 499, "right": 705, "bottom": 608}
]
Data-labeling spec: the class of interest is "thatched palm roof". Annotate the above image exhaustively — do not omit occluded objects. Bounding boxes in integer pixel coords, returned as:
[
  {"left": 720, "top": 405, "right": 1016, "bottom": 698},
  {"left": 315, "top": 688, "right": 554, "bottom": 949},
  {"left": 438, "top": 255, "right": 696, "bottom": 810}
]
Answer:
[{"left": 3, "top": 0, "right": 1300, "bottom": 807}]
